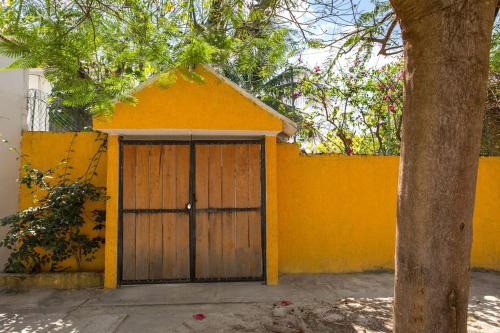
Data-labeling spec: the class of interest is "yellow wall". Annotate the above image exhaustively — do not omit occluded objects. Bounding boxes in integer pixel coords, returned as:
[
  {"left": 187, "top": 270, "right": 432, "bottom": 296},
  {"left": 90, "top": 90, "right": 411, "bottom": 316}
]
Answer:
[
  {"left": 18, "top": 134, "right": 499, "bottom": 280},
  {"left": 93, "top": 67, "right": 284, "bottom": 133},
  {"left": 19, "top": 132, "right": 107, "bottom": 272},
  {"left": 472, "top": 158, "right": 500, "bottom": 269},
  {"left": 104, "top": 135, "right": 119, "bottom": 288},
  {"left": 277, "top": 143, "right": 500, "bottom": 273},
  {"left": 265, "top": 136, "right": 279, "bottom": 284}
]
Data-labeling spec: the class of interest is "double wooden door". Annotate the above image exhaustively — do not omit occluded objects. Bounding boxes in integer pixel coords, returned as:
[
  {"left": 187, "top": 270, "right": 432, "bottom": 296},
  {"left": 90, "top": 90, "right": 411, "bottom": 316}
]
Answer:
[{"left": 120, "top": 141, "right": 264, "bottom": 284}]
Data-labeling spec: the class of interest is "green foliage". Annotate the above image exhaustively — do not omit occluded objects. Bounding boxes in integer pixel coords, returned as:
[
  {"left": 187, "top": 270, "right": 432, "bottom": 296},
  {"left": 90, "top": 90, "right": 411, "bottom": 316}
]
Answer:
[
  {"left": 295, "top": 56, "right": 404, "bottom": 155},
  {"left": 0, "top": 134, "right": 108, "bottom": 273},
  {"left": 489, "top": 23, "right": 500, "bottom": 73},
  {"left": 482, "top": 22, "right": 500, "bottom": 156},
  {"left": 0, "top": 0, "right": 291, "bottom": 116}
]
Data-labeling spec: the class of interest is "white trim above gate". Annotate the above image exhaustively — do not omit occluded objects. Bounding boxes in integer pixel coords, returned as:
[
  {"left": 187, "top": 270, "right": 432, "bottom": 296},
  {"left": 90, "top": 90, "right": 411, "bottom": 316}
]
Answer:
[{"left": 98, "top": 128, "right": 281, "bottom": 136}]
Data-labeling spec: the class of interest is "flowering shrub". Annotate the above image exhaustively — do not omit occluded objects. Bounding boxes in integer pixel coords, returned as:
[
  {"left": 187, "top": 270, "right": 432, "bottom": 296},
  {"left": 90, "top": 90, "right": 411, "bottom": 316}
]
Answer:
[
  {"left": 0, "top": 134, "right": 107, "bottom": 273},
  {"left": 296, "top": 56, "right": 404, "bottom": 155}
]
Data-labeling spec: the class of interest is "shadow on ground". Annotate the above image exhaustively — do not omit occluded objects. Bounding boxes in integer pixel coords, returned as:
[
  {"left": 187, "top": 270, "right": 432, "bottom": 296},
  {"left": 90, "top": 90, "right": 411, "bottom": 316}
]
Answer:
[{"left": 0, "top": 272, "right": 498, "bottom": 332}]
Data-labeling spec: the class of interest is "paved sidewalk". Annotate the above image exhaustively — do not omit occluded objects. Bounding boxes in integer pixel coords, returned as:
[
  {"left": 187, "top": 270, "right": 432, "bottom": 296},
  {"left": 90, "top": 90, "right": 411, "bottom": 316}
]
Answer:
[{"left": 0, "top": 272, "right": 498, "bottom": 332}]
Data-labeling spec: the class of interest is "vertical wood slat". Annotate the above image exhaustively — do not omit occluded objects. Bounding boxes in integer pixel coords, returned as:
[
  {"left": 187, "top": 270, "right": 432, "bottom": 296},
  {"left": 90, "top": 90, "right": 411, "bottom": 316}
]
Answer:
[
  {"left": 248, "top": 144, "right": 261, "bottom": 207},
  {"left": 195, "top": 145, "right": 209, "bottom": 277},
  {"left": 221, "top": 145, "right": 236, "bottom": 277},
  {"left": 248, "top": 144, "right": 262, "bottom": 276},
  {"left": 135, "top": 145, "right": 150, "bottom": 280},
  {"left": 122, "top": 145, "right": 137, "bottom": 280},
  {"left": 176, "top": 145, "right": 190, "bottom": 278},
  {"left": 234, "top": 144, "right": 250, "bottom": 277},
  {"left": 208, "top": 145, "right": 223, "bottom": 277},
  {"left": 149, "top": 145, "right": 163, "bottom": 279},
  {"left": 162, "top": 145, "right": 177, "bottom": 209},
  {"left": 161, "top": 146, "right": 177, "bottom": 278}
]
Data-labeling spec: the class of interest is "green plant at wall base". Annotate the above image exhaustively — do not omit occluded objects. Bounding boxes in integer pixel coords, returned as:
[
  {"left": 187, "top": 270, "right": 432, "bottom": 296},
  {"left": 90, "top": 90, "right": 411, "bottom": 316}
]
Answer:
[{"left": 0, "top": 134, "right": 107, "bottom": 273}]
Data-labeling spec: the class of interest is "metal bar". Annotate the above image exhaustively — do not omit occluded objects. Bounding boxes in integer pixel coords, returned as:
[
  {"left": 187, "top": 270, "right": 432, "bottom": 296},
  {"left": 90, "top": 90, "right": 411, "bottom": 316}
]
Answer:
[
  {"left": 118, "top": 137, "right": 124, "bottom": 286},
  {"left": 121, "top": 139, "right": 263, "bottom": 145},
  {"left": 260, "top": 140, "right": 267, "bottom": 282},
  {"left": 188, "top": 141, "right": 196, "bottom": 280},
  {"left": 123, "top": 208, "right": 188, "bottom": 214},
  {"left": 196, "top": 207, "right": 261, "bottom": 213},
  {"left": 120, "top": 276, "right": 264, "bottom": 285},
  {"left": 191, "top": 140, "right": 263, "bottom": 145},
  {"left": 121, "top": 140, "right": 191, "bottom": 145},
  {"left": 122, "top": 207, "right": 261, "bottom": 214}
]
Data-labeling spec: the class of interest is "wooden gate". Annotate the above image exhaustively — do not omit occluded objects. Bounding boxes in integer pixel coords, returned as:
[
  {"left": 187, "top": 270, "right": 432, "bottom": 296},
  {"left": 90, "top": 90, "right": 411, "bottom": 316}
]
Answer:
[{"left": 119, "top": 140, "right": 265, "bottom": 284}]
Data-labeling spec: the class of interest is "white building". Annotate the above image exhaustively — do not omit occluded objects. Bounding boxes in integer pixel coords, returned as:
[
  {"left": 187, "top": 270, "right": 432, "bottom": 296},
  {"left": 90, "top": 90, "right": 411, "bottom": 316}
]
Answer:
[{"left": 0, "top": 56, "right": 51, "bottom": 268}]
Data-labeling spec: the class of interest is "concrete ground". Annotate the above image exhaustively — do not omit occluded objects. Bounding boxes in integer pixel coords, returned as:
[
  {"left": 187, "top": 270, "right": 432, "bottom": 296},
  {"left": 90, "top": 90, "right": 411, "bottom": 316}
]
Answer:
[{"left": 0, "top": 272, "right": 499, "bottom": 332}]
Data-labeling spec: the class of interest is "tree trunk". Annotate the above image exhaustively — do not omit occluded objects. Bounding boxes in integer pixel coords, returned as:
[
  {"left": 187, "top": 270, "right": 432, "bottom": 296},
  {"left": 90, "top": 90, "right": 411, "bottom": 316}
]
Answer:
[{"left": 389, "top": 1, "right": 497, "bottom": 332}]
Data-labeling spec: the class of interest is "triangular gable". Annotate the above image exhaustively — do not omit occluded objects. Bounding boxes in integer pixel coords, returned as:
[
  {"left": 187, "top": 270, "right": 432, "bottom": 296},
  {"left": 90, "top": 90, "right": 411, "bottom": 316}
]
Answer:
[{"left": 93, "top": 65, "right": 296, "bottom": 137}]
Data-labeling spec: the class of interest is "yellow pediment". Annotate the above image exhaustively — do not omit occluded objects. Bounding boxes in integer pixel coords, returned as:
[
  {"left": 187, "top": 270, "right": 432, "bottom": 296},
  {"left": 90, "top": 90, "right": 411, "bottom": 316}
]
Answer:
[{"left": 93, "top": 65, "right": 296, "bottom": 137}]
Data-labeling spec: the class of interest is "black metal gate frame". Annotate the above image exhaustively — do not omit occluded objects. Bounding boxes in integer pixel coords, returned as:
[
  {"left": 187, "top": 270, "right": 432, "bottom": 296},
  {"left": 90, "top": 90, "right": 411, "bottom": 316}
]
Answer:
[{"left": 117, "top": 138, "right": 267, "bottom": 285}]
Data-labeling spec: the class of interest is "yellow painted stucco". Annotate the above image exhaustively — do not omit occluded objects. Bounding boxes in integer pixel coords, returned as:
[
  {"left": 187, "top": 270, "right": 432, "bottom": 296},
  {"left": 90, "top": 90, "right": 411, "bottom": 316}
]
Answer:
[
  {"left": 93, "top": 66, "right": 286, "bottom": 133},
  {"left": 18, "top": 132, "right": 107, "bottom": 272},
  {"left": 265, "top": 136, "right": 279, "bottom": 284},
  {"left": 471, "top": 157, "right": 500, "bottom": 269},
  {"left": 277, "top": 143, "right": 500, "bottom": 273},
  {"left": 104, "top": 135, "right": 119, "bottom": 288},
  {"left": 17, "top": 135, "right": 500, "bottom": 284}
]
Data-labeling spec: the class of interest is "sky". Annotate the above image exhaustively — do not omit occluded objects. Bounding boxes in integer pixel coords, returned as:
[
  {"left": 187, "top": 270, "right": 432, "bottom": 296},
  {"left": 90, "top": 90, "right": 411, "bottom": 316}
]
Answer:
[{"left": 277, "top": 0, "right": 400, "bottom": 70}]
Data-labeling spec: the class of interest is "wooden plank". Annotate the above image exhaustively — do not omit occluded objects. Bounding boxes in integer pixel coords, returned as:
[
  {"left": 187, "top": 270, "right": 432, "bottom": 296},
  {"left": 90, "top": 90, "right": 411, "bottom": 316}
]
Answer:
[
  {"left": 175, "top": 145, "right": 190, "bottom": 278},
  {"left": 208, "top": 145, "right": 223, "bottom": 277},
  {"left": 195, "top": 212, "right": 209, "bottom": 278},
  {"left": 135, "top": 145, "right": 150, "bottom": 209},
  {"left": 122, "top": 213, "right": 136, "bottom": 280},
  {"left": 162, "top": 213, "right": 176, "bottom": 278},
  {"left": 195, "top": 145, "right": 209, "bottom": 277},
  {"left": 162, "top": 145, "right": 177, "bottom": 209},
  {"left": 161, "top": 146, "right": 176, "bottom": 279},
  {"left": 248, "top": 210, "right": 262, "bottom": 277},
  {"left": 175, "top": 214, "right": 190, "bottom": 279},
  {"left": 221, "top": 145, "right": 236, "bottom": 207},
  {"left": 234, "top": 144, "right": 250, "bottom": 208},
  {"left": 208, "top": 213, "right": 223, "bottom": 277},
  {"left": 176, "top": 145, "right": 190, "bottom": 209},
  {"left": 148, "top": 222, "right": 163, "bottom": 279},
  {"left": 248, "top": 144, "right": 261, "bottom": 208},
  {"left": 148, "top": 146, "right": 163, "bottom": 279},
  {"left": 196, "top": 145, "right": 209, "bottom": 209},
  {"left": 149, "top": 145, "right": 162, "bottom": 209},
  {"left": 135, "top": 213, "right": 150, "bottom": 280},
  {"left": 247, "top": 144, "right": 262, "bottom": 277},
  {"left": 221, "top": 145, "right": 236, "bottom": 277},
  {"left": 122, "top": 145, "right": 136, "bottom": 209},
  {"left": 234, "top": 145, "right": 250, "bottom": 276},
  {"left": 134, "top": 145, "right": 150, "bottom": 279},
  {"left": 208, "top": 145, "right": 223, "bottom": 208}
]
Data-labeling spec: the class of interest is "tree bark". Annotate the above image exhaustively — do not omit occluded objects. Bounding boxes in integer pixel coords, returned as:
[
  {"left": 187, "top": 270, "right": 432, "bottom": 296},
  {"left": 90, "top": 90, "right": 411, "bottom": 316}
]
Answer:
[{"left": 389, "top": 1, "right": 497, "bottom": 332}]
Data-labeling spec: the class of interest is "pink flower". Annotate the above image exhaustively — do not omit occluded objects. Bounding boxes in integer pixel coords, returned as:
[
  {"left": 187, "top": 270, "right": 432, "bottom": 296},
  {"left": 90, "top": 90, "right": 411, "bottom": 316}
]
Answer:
[
  {"left": 383, "top": 94, "right": 390, "bottom": 100},
  {"left": 292, "top": 91, "right": 301, "bottom": 98},
  {"left": 281, "top": 300, "right": 292, "bottom": 306},
  {"left": 313, "top": 65, "right": 321, "bottom": 73},
  {"left": 193, "top": 313, "right": 206, "bottom": 320},
  {"left": 389, "top": 104, "right": 396, "bottom": 113}
]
